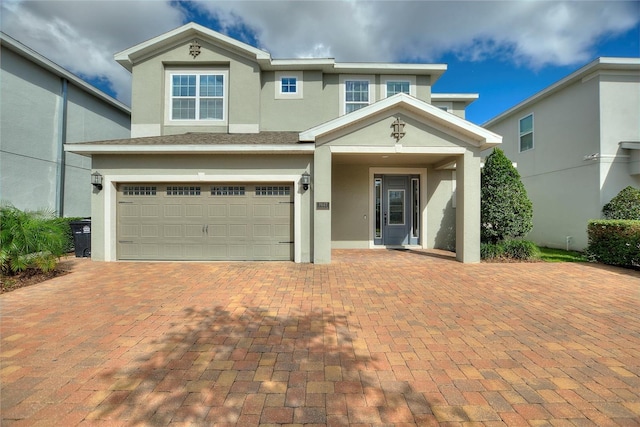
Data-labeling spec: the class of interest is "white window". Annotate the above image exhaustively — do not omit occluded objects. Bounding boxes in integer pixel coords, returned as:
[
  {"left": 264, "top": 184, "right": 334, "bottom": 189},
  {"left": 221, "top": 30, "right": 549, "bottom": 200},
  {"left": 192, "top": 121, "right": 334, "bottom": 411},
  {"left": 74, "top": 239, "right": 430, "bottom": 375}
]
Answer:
[
  {"left": 381, "top": 76, "right": 416, "bottom": 98},
  {"left": 281, "top": 77, "right": 297, "bottom": 93},
  {"left": 166, "top": 70, "right": 228, "bottom": 124},
  {"left": 275, "top": 71, "right": 303, "bottom": 99},
  {"left": 345, "top": 80, "right": 370, "bottom": 113},
  {"left": 519, "top": 114, "right": 534, "bottom": 152},
  {"left": 386, "top": 81, "right": 410, "bottom": 96}
]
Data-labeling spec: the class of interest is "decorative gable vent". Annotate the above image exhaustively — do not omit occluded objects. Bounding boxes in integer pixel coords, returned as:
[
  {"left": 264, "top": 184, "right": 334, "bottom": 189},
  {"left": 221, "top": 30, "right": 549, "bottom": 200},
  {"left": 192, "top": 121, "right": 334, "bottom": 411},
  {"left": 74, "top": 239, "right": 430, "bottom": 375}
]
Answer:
[{"left": 189, "top": 40, "right": 201, "bottom": 59}]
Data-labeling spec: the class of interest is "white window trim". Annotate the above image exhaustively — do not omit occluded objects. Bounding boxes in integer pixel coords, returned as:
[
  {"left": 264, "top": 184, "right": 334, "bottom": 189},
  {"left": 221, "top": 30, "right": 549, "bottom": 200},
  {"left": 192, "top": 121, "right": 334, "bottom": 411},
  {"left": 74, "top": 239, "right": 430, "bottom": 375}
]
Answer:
[
  {"left": 275, "top": 71, "right": 303, "bottom": 99},
  {"left": 164, "top": 69, "right": 229, "bottom": 126},
  {"left": 339, "top": 74, "right": 374, "bottom": 115},
  {"left": 519, "top": 113, "right": 534, "bottom": 152},
  {"left": 380, "top": 75, "right": 416, "bottom": 98}
]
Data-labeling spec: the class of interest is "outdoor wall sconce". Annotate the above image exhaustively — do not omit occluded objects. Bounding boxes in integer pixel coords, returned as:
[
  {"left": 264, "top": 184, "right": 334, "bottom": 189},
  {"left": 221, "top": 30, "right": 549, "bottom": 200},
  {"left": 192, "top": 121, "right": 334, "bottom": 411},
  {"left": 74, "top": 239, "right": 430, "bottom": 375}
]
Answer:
[
  {"left": 301, "top": 172, "right": 311, "bottom": 191},
  {"left": 91, "top": 172, "right": 103, "bottom": 190}
]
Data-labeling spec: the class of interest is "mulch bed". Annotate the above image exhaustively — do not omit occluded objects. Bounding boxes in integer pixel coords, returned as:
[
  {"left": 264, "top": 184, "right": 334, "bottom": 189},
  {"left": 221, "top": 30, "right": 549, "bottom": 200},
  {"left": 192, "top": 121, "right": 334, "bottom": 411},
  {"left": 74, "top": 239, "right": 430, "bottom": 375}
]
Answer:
[{"left": 1, "top": 260, "right": 74, "bottom": 294}]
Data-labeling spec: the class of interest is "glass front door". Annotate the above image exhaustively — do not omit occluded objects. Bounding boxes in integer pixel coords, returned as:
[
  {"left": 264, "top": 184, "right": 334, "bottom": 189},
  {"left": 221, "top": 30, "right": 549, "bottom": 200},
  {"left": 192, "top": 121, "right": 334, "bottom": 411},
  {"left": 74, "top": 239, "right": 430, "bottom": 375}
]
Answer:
[{"left": 374, "top": 175, "right": 419, "bottom": 245}]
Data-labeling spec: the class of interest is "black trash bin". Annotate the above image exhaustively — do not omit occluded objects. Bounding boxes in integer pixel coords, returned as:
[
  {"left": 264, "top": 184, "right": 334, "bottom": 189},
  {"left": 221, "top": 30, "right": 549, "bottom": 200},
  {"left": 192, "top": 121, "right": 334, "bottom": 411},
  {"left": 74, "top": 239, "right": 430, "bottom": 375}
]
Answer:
[{"left": 69, "top": 219, "right": 91, "bottom": 257}]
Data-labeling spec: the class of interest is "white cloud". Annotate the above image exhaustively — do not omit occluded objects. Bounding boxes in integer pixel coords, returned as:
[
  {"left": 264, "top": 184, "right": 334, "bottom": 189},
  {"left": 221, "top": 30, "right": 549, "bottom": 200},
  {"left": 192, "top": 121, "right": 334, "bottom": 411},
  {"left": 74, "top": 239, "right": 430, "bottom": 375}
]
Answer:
[
  {"left": 1, "top": 0, "right": 185, "bottom": 104},
  {"left": 197, "top": 0, "right": 638, "bottom": 67},
  {"left": 1, "top": 0, "right": 637, "bottom": 105}
]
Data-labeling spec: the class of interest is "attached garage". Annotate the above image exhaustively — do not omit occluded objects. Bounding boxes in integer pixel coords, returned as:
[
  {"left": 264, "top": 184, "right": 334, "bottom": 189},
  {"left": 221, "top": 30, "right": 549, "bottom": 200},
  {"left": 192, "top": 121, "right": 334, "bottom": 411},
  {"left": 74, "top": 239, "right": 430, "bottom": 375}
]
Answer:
[{"left": 116, "top": 183, "right": 293, "bottom": 261}]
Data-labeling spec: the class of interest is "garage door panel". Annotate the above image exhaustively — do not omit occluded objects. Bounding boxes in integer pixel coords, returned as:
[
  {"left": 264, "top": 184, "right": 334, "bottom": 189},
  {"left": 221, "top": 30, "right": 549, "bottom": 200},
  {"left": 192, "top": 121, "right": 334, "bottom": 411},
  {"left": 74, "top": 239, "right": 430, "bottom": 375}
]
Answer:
[
  {"left": 117, "top": 183, "right": 292, "bottom": 261},
  {"left": 164, "top": 205, "right": 183, "bottom": 217},
  {"left": 185, "top": 204, "right": 204, "bottom": 217},
  {"left": 229, "top": 224, "right": 248, "bottom": 237},
  {"left": 229, "top": 204, "right": 247, "bottom": 217},
  {"left": 164, "top": 225, "right": 183, "bottom": 238},
  {"left": 140, "top": 205, "right": 160, "bottom": 217},
  {"left": 141, "top": 225, "right": 159, "bottom": 238}
]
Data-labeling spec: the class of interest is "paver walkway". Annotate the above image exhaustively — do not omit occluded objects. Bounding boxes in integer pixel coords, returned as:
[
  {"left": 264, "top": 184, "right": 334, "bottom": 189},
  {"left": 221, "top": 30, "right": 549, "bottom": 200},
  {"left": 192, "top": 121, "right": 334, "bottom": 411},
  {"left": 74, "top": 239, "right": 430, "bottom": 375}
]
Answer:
[{"left": 1, "top": 249, "right": 639, "bottom": 426}]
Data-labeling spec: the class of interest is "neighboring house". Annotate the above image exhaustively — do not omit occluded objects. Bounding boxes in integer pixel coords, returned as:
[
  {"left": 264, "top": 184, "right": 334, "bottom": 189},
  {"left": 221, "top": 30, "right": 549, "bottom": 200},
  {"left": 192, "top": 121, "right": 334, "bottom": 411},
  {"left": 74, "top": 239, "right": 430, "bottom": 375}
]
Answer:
[
  {"left": 66, "top": 22, "right": 501, "bottom": 264},
  {"left": 485, "top": 58, "right": 640, "bottom": 251},
  {"left": 0, "top": 32, "right": 131, "bottom": 217}
]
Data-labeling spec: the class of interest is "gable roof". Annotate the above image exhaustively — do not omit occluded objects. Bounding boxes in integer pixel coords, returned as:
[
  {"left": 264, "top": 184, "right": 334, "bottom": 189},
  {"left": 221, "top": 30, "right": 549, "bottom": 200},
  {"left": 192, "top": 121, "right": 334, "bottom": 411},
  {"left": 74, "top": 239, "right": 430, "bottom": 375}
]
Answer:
[
  {"left": 484, "top": 57, "right": 640, "bottom": 127},
  {"left": 299, "top": 93, "right": 501, "bottom": 150},
  {"left": 114, "top": 22, "right": 447, "bottom": 83},
  {"left": 1, "top": 32, "right": 130, "bottom": 115}
]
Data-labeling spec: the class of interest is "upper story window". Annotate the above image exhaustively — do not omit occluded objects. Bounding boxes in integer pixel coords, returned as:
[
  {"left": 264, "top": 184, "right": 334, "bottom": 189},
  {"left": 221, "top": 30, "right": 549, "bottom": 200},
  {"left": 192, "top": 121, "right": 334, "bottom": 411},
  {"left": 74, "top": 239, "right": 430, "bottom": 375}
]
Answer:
[
  {"left": 519, "top": 114, "right": 534, "bottom": 152},
  {"left": 340, "top": 75, "right": 374, "bottom": 115},
  {"left": 166, "top": 70, "right": 228, "bottom": 124},
  {"left": 381, "top": 76, "right": 416, "bottom": 98},
  {"left": 386, "top": 81, "right": 410, "bottom": 96},
  {"left": 281, "top": 77, "right": 297, "bottom": 93},
  {"left": 345, "top": 80, "right": 370, "bottom": 113},
  {"left": 275, "top": 71, "right": 303, "bottom": 99}
]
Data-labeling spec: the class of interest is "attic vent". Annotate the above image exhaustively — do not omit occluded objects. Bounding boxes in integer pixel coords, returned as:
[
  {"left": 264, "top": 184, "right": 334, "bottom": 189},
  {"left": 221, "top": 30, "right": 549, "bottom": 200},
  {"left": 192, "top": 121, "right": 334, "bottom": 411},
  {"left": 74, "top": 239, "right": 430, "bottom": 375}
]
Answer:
[{"left": 189, "top": 40, "right": 201, "bottom": 59}]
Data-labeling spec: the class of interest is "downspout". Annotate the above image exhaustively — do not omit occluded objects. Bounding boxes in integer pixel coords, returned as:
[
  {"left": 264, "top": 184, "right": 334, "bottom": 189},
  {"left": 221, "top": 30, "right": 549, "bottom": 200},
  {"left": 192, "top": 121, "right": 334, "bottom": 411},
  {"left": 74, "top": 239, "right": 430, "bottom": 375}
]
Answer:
[{"left": 55, "top": 78, "right": 68, "bottom": 217}]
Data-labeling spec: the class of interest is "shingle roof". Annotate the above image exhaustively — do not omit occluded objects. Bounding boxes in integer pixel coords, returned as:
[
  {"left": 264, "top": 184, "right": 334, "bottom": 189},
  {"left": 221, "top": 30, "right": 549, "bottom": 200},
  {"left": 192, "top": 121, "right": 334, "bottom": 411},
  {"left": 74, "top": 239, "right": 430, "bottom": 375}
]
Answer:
[{"left": 76, "top": 132, "right": 302, "bottom": 146}]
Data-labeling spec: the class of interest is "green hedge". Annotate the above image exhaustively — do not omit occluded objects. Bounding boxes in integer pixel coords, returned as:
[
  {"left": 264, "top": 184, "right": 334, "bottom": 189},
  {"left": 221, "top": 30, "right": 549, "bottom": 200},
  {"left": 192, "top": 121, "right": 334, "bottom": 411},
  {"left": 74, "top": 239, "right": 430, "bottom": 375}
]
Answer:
[
  {"left": 481, "top": 239, "right": 540, "bottom": 261},
  {"left": 587, "top": 220, "right": 640, "bottom": 268}
]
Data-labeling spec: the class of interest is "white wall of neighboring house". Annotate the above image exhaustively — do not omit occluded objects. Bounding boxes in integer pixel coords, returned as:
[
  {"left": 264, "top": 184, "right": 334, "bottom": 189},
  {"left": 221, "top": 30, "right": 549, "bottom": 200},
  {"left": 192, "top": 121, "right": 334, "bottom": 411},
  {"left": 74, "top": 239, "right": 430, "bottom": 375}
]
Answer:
[{"left": 485, "top": 58, "right": 640, "bottom": 251}]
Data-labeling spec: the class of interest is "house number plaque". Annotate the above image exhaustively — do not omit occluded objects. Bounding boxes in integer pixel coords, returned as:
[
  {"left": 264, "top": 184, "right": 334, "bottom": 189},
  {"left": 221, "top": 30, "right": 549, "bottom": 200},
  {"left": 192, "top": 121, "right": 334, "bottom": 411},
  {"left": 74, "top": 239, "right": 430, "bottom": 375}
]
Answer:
[{"left": 316, "top": 202, "right": 330, "bottom": 210}]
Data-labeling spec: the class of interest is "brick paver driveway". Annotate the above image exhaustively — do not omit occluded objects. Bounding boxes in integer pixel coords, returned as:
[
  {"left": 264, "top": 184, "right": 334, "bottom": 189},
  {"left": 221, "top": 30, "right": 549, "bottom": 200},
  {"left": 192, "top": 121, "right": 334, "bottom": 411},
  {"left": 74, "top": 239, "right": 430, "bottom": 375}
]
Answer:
[{"left": 1, "top": 250, "right": 639, "bottom": 426}]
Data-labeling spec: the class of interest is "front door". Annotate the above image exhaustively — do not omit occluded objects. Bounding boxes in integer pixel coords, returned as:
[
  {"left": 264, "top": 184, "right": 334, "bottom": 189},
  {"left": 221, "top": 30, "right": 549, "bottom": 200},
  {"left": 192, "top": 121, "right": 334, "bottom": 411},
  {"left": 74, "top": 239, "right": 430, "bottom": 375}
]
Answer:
[{"left": 374, "top": 175, "right": 420, "bottom": 246}]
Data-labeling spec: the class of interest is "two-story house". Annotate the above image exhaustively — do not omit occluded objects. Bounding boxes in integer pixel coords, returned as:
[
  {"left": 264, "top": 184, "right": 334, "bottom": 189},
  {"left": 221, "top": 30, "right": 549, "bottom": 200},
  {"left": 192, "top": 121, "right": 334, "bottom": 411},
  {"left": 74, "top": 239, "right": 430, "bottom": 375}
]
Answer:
[
  {"left": 485, "top": 58, "right": 640, "bottom": 251},
  {"left": 66, "top": 22, "right": 501, "bottom": 264},
  {"left": 1, "top": 32, "right": 131, "bottom": 217}
]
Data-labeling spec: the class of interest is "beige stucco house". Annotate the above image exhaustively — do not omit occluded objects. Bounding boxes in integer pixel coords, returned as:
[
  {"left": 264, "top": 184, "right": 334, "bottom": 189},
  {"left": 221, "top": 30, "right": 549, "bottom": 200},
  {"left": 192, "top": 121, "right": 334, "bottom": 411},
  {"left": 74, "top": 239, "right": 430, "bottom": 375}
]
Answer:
[
  {"left": 485, "top": 58, "right": 640, "bottom": 251},
  {"left": 66, "top": 22, "right": 501, "bottom": 264},
  {"left": 1, "top": 32, "right": 131, "bottom": 217}
]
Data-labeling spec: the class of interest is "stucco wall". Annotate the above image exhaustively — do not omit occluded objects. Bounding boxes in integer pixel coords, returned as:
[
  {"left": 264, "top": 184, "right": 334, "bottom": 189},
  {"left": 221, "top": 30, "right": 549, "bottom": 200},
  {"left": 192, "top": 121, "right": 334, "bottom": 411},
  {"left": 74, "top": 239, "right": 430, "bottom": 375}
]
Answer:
[
  {"left": 486, "top": 76, "right": 602, "bottom": 250},
  {"left": 426, "top": 169, "right": 456, "bottom": 251},
  {"left": 1, "top": 46, "right": 130, "bottom": 217},
  {"left": 260, "top": 71, "right": 338, "bottom": 131},
  {"left": 598, "top": 72, "right": 640, "bottom": 206},
  {"left": 331, "top": 163, "right": 370, "bottom": 247}
]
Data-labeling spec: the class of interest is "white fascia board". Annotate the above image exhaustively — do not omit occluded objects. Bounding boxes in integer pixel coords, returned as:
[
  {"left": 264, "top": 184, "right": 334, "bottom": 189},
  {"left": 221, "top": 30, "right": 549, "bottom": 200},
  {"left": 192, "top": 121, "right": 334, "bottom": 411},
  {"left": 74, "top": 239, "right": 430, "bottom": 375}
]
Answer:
[
  {"left": 299, "top": 93, "right": 501, "bottom": 148},
  {"left": 265, "top": 58, "right": 336, "bottom": 71},
  {"left": 431, "top": 93, "right": 479, "bottom": 106},
  {"left": 1, "top": 32, "right": 131, "bottom": 114},
  {"left": 65, "top": 144, "right": 315, "bottom": 156},
  {"left": 484, "top": 57, "right": 640, "bottom": 127},
  {"left": 114, "top": 22, "right": 271, "bottom": 71},
  {"left": 330, "top": 146, "right": 466, "bottom": 154}
]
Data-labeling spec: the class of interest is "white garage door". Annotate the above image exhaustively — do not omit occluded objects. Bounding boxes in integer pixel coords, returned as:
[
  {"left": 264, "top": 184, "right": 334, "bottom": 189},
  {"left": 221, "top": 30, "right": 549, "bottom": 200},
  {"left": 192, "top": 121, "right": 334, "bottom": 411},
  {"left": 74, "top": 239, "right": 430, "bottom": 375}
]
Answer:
[{"left": 116, "top": 183, "right": 293, "bottom": 261}]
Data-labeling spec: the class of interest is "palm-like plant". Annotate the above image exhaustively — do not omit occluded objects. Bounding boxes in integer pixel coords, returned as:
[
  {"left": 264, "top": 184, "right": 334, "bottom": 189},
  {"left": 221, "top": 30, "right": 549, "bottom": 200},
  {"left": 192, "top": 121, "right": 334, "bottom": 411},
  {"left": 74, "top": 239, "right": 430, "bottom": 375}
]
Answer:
[{"left": 0, "top": 205, "right": 68, "bottom": 275}]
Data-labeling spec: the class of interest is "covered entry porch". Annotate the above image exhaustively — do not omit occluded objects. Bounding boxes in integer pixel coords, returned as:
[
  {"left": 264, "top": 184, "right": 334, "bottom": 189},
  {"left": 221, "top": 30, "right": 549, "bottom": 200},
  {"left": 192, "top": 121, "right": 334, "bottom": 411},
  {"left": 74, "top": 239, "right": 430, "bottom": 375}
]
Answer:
[{"left": 300, "top": 93, "right": 501, "bottom": 264}]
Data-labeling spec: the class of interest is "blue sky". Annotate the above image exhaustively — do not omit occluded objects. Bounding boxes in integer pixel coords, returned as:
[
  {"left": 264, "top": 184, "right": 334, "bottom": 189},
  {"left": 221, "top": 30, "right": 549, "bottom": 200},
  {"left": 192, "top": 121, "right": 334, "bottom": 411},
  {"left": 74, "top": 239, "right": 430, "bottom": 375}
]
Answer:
[{"left": 2, "top": 0, "right": 639, "bottom": 125}]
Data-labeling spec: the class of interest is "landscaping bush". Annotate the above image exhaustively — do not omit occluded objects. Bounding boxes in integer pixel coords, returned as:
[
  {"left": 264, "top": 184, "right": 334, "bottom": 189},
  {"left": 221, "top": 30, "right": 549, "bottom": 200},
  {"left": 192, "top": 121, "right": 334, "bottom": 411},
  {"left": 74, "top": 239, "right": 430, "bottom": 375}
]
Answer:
[
  {"left": 602, "top": 186, "right": 640, "bottom": 220},
  {"left": 587, "top": 220, "right": 640, "bottom": 268},
  {"left": 481, "top": 148, "right": 533, "bottom": 244},
  {"left": 481, "top": 239, "right": 539, "bottom": 261},
  {"left": 0, "top": 205, "right": 68, "bottom": 275}
]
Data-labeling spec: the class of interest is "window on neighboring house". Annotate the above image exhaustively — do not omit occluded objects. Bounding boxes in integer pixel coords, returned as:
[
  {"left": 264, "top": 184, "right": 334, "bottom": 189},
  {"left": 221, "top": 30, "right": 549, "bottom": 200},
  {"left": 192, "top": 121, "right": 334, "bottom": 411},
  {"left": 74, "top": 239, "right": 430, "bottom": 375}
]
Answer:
[
  {"left": 437, "top": 105, "right": 449, "bottom": 112},
  {"left": 281, "top": 77, "right": 297, "bottom": 94},
  {"left": 171, "top": 73, "right": 225, "bottom": 121},
  {"left": 519, "top": 114, "right": 534, "bottom": 152},
  {"left": 386, "top": 81, "right": 410, "bottom": 97},
  {"left": 345, "top": 80, "right": 370, "bottom": 113}
]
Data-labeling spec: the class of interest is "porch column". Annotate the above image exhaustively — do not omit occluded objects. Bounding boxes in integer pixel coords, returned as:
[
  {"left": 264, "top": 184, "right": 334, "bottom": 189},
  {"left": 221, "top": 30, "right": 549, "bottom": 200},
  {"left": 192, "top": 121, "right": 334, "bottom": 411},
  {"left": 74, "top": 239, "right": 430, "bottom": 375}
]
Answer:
[
  {"left": 455, "top": 149, "right": 481, "bottom": 263},
  {"left": 313, "top": 145, "right": 332, "bottom": 264}
]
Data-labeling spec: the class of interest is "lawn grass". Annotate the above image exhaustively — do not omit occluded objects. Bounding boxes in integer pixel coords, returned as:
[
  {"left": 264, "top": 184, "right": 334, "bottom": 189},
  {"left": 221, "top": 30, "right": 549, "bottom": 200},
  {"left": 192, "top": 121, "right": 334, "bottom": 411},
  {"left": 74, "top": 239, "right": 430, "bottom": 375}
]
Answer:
[{"left": 538, "top": 246, "right": 588, "bottom": 263}]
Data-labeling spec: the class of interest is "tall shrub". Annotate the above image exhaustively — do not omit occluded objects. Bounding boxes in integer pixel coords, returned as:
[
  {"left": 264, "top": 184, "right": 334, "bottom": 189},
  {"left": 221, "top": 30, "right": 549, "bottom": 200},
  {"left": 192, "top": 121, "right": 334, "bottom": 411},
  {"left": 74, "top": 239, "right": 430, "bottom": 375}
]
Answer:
[
  {"left": 602, "top": 186, "right": 640, "bottom": 220},
  {"left": 481, "top": 148, "right": 533, "bottom": 244},
  {"left": 0, "top": 205, "right": 67, "bottom": 275}
]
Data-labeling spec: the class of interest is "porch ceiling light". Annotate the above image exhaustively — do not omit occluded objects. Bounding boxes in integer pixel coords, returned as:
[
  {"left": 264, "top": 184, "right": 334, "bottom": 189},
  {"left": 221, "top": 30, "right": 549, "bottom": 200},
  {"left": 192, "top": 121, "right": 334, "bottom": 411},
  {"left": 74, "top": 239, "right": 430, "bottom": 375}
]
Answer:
[
  {"left": 301, "top": 172, "right": 311, "bottom": 191},
  {"left": 91, "top": 171, "right": 103, "bottom": 190}
]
